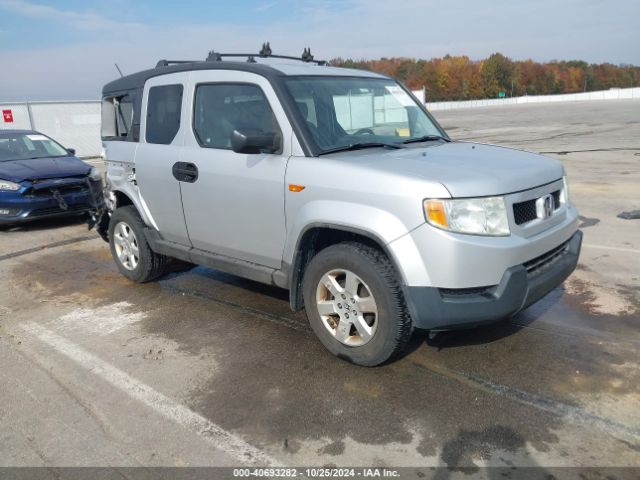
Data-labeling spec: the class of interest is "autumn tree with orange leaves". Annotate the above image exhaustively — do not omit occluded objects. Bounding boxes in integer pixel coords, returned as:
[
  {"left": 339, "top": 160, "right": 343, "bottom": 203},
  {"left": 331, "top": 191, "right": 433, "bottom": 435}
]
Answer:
[{"left": 331, "top": 54, "right": 640, "bottom": 101}]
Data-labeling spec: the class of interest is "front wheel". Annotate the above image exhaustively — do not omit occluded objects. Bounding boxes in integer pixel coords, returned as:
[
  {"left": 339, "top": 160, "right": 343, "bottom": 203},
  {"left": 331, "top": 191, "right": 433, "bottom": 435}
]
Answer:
[
  {"left": 302, "top": 242, "right": 413, "bottom": 366},
  {"left": 108, "top": 206, "right": 168, "bottom": 283}
]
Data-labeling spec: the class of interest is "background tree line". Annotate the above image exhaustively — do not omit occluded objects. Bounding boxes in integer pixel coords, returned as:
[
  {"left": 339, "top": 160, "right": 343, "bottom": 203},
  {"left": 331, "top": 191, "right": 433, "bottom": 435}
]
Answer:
[{"left": 331, "top": 53, "right": 640, "bottom": 101}]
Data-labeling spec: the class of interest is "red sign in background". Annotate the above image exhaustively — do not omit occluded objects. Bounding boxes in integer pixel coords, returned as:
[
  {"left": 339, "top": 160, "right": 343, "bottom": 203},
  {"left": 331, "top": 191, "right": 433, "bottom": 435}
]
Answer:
[{"left": 2, "top": 109, "right": 13, "bottom": 123}]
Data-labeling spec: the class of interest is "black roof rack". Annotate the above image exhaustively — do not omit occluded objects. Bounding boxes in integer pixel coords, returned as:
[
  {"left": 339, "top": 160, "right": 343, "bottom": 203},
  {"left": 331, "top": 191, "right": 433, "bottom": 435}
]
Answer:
[
  {"left": 155, "top": 59, "right": 199, "bottom": 68},
  {"left": 155, "top": 42, "right": 327, "bottom": 69}
]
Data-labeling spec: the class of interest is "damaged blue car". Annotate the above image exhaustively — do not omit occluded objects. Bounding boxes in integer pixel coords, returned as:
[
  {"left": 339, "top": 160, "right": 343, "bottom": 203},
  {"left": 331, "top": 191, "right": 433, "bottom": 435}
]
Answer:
[{"left": 0, "top": 130, "right": 103, "bottom": 226}]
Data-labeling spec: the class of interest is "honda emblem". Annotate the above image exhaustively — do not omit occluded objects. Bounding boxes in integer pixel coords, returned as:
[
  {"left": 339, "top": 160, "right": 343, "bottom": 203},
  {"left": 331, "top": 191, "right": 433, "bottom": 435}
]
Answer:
[{"left": 535, "top": 194, "right": 554, "bottom": 219}]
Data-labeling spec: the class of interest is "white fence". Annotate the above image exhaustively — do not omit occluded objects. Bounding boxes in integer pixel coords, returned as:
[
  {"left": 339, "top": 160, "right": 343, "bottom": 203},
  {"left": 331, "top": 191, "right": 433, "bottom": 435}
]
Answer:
[
  {"left": 0, "top": 101, "right": 101, "bottom": 158},
  {"left": 426, "top": 87, "right": 640, "bottom": 111}
]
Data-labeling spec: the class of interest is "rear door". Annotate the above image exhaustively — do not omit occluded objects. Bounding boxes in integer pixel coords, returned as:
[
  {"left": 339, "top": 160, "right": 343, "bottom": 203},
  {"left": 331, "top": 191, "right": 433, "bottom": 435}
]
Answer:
[
  {"left": 135, "top": 73, "right": 190, "bottom": 244},
  {"left": 179, "top": 71, "right": 293, "bottom": 268}
]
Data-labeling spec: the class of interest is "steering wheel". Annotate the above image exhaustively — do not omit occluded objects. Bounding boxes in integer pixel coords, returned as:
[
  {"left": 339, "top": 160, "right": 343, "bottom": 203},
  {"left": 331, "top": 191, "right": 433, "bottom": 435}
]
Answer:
[{"left": 354, "top": 128, "right": 375, "bottom": 135}]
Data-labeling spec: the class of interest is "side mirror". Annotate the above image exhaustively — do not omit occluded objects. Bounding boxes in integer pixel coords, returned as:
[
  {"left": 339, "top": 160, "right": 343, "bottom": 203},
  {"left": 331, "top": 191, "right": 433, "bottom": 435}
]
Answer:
[
  {"left": 67, "top": 148, "right": 76, "bottom": 156},
  {"left": 231, "top": 128, "right": 279, "bottom": 154}
]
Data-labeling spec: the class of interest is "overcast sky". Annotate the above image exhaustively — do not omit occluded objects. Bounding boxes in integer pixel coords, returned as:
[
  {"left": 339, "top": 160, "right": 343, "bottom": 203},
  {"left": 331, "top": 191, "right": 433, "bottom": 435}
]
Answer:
[{"left": 0, "top": 0, "right": 638, "bottom": 101}]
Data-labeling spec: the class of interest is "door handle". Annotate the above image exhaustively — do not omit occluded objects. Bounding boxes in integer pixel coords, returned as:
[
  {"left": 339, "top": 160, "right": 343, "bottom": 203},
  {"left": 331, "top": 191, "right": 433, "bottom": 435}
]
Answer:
[{"left": 172, "top": 162, "right": 198, "bottom": 183}]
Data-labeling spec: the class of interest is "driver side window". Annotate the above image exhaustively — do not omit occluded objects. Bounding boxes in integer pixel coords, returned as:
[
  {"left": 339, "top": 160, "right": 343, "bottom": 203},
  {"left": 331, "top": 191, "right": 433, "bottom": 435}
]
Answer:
[{"left": 193, "top": 83, "right": 281, "bottom": 150}]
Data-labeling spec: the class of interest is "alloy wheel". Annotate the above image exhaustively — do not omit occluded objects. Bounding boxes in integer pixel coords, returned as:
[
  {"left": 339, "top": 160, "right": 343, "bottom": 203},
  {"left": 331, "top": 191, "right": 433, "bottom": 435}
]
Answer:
[
  {"left": 113, "top": 221, "right": 140, "bottom": 271},
  {"left": 315, "top": 269, "right": 378, "bottom": 346}
]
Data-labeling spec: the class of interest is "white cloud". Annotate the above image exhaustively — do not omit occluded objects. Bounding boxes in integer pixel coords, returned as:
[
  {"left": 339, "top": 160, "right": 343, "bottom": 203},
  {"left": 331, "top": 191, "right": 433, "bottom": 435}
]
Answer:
[{"left": 0, "top": 0, "right": 145, "bottom": 30}]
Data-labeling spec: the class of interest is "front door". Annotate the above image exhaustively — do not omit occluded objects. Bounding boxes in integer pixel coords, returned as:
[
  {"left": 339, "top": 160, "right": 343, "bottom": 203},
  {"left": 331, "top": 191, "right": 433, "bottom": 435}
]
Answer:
[{"left": 179, "top": 72, "right": 292, "bottom": 268}]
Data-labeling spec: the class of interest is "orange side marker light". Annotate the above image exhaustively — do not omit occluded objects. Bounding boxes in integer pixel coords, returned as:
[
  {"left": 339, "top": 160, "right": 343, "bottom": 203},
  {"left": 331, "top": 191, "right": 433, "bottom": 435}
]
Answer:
[
  {"left": 289, "top": 184, "right": 306, "bottom": 192},
  {"left": 425, "top": 200, "right": 448, "bottom": 228}
]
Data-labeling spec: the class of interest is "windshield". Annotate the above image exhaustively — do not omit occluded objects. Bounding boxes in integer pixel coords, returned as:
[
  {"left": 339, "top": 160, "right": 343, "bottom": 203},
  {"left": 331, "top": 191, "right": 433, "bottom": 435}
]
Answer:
[
  {"left": 284, "top": 76, "right": 446, "bottom": 154},
  {"left": 0, "top": 132, "right": 69, "bottom": 161}
]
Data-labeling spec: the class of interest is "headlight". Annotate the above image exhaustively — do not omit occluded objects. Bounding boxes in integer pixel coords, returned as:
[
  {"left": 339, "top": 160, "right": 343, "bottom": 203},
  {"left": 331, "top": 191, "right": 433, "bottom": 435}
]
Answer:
[
  {"left": 424, "top": 196, "right": 510, "bottom": 236},
  {"left": 0, "top": 179, "right": 20, "bottom": 191},
  {"left": 561, "top": 175, "right": 570, "bottom": 204},
  {"left": 89, "top": 167, "right": 102, "bottom": 181}
]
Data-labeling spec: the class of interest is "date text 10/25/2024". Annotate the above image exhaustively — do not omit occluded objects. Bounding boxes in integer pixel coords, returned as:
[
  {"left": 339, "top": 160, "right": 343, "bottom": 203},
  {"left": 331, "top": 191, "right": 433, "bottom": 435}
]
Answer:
[{"left": 232, "top": 468, "right": 400, "bottom": 478}]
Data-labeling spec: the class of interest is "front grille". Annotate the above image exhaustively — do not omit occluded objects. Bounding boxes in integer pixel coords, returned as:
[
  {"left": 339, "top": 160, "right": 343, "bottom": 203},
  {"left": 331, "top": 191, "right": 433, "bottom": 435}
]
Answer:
[
  {"left": 513, "top": 190, "right": 561, "bottom": 225},
  {"left": 523, "top": 239, "right": 570, "bottom": 275},
  {"left": 439, "top": 285, "right": 495, "bottom": 298},
  {"left": 513, "top": 199, "right": 538, "bottom": 225},
  {"left": 29, "top": 204, "right": 90, "bottom": 217},
  {"left": 25, "top": 181, "right": 89, "bottom": 198},
  {"left": 30, "top": 184, "right": 87, "bottom": 197}
]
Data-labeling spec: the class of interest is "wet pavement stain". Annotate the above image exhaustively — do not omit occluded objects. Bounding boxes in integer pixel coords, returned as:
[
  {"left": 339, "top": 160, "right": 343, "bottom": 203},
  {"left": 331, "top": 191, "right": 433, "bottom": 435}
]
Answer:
[
  {"left": 7, "top": 247, "right": 640, "bottom": 466},
  {"left": 316, "top": 440, "right": 346, "bottom": 456},
  {"left": 435, "top": 426, "right": 526, "bottom": 471},
  {"left": 578, "top": 215, "right": 600, "bottom": 228},
  {"left": 136, "top": 279, "right": 587, "bottom": 461},
  {"left": 10, "top": 246, "right": 145, "bottom": 306},
  {"left": 563, "top": 277, "right": 638, "bottom": 324}
]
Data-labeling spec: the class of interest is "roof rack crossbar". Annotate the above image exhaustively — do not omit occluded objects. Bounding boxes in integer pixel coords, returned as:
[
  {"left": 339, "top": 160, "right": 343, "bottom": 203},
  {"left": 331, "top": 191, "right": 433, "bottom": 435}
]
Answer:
[
  {"left": 155, "top": 44, "right": 327, "bottom": 69},
  {"left": 206, "top": 53, "right": 326, "bottom": 65},
  {"left": 205, "top": 44, "right": 327, "bottom": 65},
  {"left": 156, "top": 60, "right": 199, "bottom": 68}
]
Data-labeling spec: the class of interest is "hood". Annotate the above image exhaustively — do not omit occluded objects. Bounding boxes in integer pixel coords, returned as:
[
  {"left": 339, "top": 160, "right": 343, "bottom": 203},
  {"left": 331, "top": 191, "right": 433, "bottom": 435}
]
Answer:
[
  {"left": 0, "top": 156, "right": 91, "bottom": 183},
  {"left": 327, "top": 142, "right": 564, "bottom": 197}
]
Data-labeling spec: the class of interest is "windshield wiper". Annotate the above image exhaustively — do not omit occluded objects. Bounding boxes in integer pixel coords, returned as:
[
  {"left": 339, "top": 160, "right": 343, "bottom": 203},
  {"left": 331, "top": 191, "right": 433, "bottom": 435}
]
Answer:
[
  {"left": 318, "top": 142, "right": 406, "bottom": 155},
  {"left": 402, "top": 135, "right": 451, "bottom": 144}
]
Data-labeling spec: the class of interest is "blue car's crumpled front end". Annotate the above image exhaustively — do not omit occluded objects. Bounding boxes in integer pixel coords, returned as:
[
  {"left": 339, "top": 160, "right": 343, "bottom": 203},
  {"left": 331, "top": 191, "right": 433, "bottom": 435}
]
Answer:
[
  {"left": 0, "top": 176, "right": 103, "bottom": 224},
  {"left": 0, "top": 156, "right": 103, "bottom": 225}
]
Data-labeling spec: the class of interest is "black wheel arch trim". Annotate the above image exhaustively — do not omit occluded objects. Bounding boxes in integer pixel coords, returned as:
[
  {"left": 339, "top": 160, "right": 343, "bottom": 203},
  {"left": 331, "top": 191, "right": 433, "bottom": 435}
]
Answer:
[{"left": 287, "top": 222, "right": 406, "bottom": 311}]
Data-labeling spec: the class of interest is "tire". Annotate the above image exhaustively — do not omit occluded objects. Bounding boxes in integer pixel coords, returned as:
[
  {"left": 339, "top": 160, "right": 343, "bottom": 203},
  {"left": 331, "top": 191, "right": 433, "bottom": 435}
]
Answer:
[
  {"left": 108, "top": 205, "right": 168, "bottom": 283},
  {"left": 302, "top": 242, "right": 413, "bottom": 366}
]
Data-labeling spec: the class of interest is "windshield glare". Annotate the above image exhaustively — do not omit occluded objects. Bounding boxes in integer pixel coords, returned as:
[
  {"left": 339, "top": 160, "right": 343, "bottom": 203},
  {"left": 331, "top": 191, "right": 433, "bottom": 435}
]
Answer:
[
  {"left": 285, "top": 76, "right": 444, "bottom": 153},
  {"left": 0, "top": 133, "right": 69, "bottom": 161}
]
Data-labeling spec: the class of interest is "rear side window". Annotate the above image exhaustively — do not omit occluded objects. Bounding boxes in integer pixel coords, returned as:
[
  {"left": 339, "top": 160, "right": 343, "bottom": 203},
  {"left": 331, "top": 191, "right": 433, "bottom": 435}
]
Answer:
[
  {"left": 193, "top": 83, "right": 280, "bottom": 150},
  {"left": 146, "top": 84, "right": 183, "bottom": 145},
  {"left": 102, "top": 91, "right": 136, "bottom": 141}
]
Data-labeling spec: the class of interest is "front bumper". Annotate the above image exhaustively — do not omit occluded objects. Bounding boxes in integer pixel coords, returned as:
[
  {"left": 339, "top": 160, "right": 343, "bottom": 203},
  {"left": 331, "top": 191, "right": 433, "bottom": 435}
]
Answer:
[
  {"left": 403, "top": 230, "right": 582, "bottom": 330},
  {"left": 0, "top": 179, "right": 102, "bottom": 225}
]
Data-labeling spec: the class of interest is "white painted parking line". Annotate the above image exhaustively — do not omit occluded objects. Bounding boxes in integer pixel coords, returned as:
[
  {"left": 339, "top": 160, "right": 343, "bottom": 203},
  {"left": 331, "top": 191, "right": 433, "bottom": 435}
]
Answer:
[
  {"left": 20, "top": 322, "right": 280, "bottom": 467},
  {"left": 583, "top": 243, "right": 639, "bottom": 254}
]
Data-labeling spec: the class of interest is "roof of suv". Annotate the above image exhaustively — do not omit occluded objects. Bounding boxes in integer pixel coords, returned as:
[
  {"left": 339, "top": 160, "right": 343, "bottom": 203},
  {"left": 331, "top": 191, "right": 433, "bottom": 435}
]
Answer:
[{"left": 103, "top": 60, "right": 387, "bottom": 95}]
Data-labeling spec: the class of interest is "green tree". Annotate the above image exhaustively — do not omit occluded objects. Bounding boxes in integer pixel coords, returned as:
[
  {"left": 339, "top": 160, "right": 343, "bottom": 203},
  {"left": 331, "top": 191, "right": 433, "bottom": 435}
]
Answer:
[{"left": 481, "top": 53, "right": 515, "bottom": 97}]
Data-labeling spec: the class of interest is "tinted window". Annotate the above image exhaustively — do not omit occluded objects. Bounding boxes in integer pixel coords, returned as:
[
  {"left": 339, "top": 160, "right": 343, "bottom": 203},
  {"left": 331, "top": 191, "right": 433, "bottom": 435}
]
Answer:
[
  {"left": 146, "top": 84, "right": 183, "bottom": 145},
  {"left": 193, "top": 84, "right": 280, "bottom": 150}
]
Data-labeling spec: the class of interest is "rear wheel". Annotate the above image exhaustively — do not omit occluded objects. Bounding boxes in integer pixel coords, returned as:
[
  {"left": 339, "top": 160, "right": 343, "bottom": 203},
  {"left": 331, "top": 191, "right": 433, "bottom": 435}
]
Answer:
[
  {"left": 302, "top": 242, "right": 413, "bottom": 366},
  {"left": 109, "top": 206, "right": 168, "bottom": 283}
]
